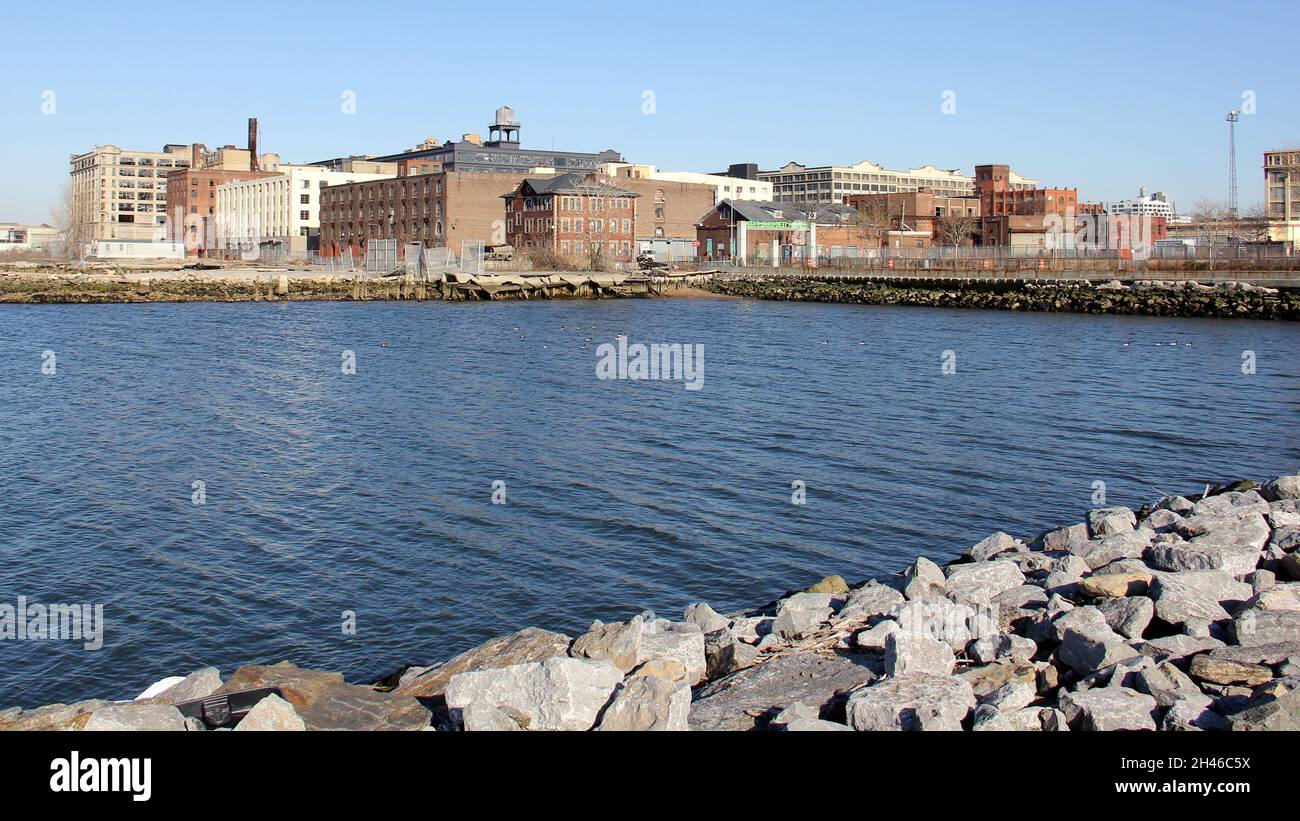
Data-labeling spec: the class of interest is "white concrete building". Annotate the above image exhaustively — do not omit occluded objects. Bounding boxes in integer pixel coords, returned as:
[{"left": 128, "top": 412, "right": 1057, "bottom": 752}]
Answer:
[
  {"left": 215, "top": 164, "right": 394, "bottom": 258},
  {"left": 600, "top": 163, "right": 772, "bottom": 205},
  {"left": 1106, "top": 187, "right": 1177, "bottom": 221},
  {"left": 759, "top": 159, "right": 1038, "bottom": 204}
]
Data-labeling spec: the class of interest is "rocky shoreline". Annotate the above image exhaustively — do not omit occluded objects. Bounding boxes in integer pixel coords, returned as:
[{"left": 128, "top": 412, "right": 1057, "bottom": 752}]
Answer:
[
  {"left": 3, "top": 472, "right": 1300, "bottom": 732},
  {"left": 705, "top": 276, "right": 1300, "bottom": 320}
]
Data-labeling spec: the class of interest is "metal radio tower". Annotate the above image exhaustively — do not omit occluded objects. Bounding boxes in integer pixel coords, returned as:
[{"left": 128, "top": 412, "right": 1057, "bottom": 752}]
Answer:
[{"left": 1226, "top": 110, "right": 1240, "bottom": 218}]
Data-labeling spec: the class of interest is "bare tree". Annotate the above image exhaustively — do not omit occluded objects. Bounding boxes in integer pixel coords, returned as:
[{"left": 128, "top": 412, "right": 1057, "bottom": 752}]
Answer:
[
  {"left": 848, "top": 198, "right": 890, "bottom": 251},
  {"left": 1190, "top": 197, "right": 1231, "bottom": 237},
  {"left": 1238, "top": 202, "right": 1270, "bottom": 242},
  {"left": 49, "top": 181, "right": 82, "bottom": 259},
  {"left": 936, "top": 210, "right": 978, "bottom": 248}
]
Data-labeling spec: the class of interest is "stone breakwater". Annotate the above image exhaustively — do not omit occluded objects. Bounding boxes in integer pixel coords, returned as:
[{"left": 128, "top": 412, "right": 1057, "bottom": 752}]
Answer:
[
  {"left": 705, "top": 276, "right": 1300, "bottom": 320},
  {"left": 3, "top": 472, "right": 1300, "bottom": 732}
]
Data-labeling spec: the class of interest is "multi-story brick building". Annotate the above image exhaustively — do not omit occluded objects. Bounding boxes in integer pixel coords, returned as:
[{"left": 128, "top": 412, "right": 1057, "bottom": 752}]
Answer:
[
  {"left": 68, "top": 143, "right": 197, "bottom": 245},
  {"left": 317, "top": 171, "right": 530, "bottom": 258},
  {"left": 165, "top": 164, "right": 278, "bottom": 256},
  {"left": 974, "top": 163, "right": 1106, "bottom": 248},
  {"left": 843, "top": 190, "right": 981, "bottom": 248},
  {"left": 502, "top": 173, "right": 638, "bottom": 261}
]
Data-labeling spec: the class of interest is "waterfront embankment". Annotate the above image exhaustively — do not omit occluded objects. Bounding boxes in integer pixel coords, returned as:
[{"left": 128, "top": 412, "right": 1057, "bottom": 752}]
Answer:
[
  {"left": 3, "top": 473, "right": 1299, "bottom": 731},
  {"left": 705, "top": 275, "right": 1300, "bottom": 320},
  {"left": 0, "top": 267, "right": 666, "bottom": 303}
]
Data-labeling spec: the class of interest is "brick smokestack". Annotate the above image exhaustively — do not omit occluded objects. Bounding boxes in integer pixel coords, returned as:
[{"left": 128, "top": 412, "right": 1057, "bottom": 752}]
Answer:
[
  {"left": 191, "top": 143, "right": 203, "bottom": 168},
  {"left": 248, "top": 118, "right": 259, "bottom": 172}
]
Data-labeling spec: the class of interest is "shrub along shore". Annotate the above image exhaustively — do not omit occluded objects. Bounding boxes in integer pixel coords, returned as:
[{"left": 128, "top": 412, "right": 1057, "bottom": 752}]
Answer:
[
  {"left": 3, "top": 473, "right": 1299, "bottom": 732},
  {"left": 705, "top": 276, "right": 1300, "bottom": 320}
]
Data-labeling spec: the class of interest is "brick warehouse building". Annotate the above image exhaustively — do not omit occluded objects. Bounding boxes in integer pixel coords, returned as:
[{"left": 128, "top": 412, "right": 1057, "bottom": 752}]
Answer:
[
  {"left": 165, "top": 166, "right": 277, "bottom": 256},
  {"left": 318, "top": 171, "right": 530, "bottom": 257},
  {"left": 502, "top": 173, "right": 639, "bottom": 261},
  {"left": 603, "top": 176, "right": 715, "bottom": 240}
]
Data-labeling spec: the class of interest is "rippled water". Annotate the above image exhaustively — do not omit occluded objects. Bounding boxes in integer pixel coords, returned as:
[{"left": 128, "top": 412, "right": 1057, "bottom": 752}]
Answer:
[{"left": 1, "top": 297, "right": 1298, "bottom": 707}]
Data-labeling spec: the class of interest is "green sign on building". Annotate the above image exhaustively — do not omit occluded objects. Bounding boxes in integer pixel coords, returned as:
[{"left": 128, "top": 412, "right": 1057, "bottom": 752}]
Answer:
[{"left": 745, "top": 220, "right": 810, "bottom": 230}]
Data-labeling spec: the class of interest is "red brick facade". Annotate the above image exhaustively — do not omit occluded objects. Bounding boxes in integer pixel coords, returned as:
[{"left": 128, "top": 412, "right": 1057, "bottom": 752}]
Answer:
[{"left": 502, "top": 174, "right": 638, "bottom": 261}]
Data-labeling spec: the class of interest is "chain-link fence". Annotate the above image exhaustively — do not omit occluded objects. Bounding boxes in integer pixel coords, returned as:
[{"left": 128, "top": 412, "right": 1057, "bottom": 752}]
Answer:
[{"left": 459, "top": 240, "right": 483, "bottom": 276}]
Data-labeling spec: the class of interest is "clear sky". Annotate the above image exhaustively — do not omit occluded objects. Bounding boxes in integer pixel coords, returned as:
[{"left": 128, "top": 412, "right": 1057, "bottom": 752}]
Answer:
[{"left": 1, "top": 0, "right": 1294, "bottom": 224}]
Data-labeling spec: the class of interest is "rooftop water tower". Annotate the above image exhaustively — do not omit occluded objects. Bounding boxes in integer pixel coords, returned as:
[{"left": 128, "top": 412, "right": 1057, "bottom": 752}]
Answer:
[{"left": 487, "top": 106, "right": 521, "bottom": 146}]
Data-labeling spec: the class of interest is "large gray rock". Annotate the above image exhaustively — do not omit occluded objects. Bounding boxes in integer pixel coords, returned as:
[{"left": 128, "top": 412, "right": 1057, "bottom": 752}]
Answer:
[
  {"left": 570, "top": 618, "right": 644, "bottom": 673},
  {"left": 1230, "top": 609, "right": 1300, "bottom": 646},
  {"left": 83, "top": 703, "right": 187, "bottom": 732},
  {"left": 1075, "top": 531, "right": 1152, "bottom": 570},
  {"left": 980, "top": 678, "right": 1037, "bottom": 712},
  {"left": 1058, "top": 687, "right": 1158, "bottom": 731},
  {"left": 1137, "top": 634, "right": 1226, "bottom": 663},
  {"left": 689, "top": 651, "right": 876, "bottom": 731},
  {"left": 892, "top": 597, "right": 982, "bottom": 645},
  {"left": 140, "top": 667, "right": 223, "bottom": 705},
  {"left": 967, "top": 633, "right": 1037, "bottom": 664},
  {"left": 771, "top": 601, "right": 832, "bottom": 641},
  {"left": 884, "top": 631, "right": 955, "bottom": 676},
  {"left": 232, "top": 693, "right": 306, "bottom": 731},
  {"left": 683, "top": 602, "right": 730, "bottom": 633},
  {"left": 1058, "top": 627, "right": 1141, "bottom": 676},
  {"left": 845, "top": 673, "right": 976, "bottom": 731},
  {"left": 1087, "top": 507, "right": 1137, "bottom": 538},
  {"left": 1191, "top": 490, "right": 1270, "bottom": 519},
  {"left": 900, "top": 557, "right": 946, "bottom": 600},
  {"left": 445, "top": 657, "right": 623, "bottom": 731},
  {"left": 1147, "top": 543, "right": 1224, "bottom": 572},
  {"left": 833, "top": 582, "right": 905, "bottom": 625},
  {"left": 1163, "top": 696, "right": 1227, "bottom": 731},
  {"left": 1186, "top": 514, "right": 1270, "bottom": 577},
  {"left": 1133, "top": 660, "right": 1205, "bottom": 707},
  {"left": 704, "top": 627, "right": 759, "bottom": 680},
  {"left": 1096, "top": 596, "right": 1154, "bottom": 640},
  {"left": 1043, "top": 522, "right": 1091, "bottom": 552},
  {"left": 1139, "top": 508, "right": 1184, "bottom": 533},
  {"left": 596, "top": 676, "right": 690, "bottom": 731},
  {"left": 397, "top": 627, "right": 572, "bottom": 698},
  {"left": 1150, "top": 574, "right": 1231, "bottom": 629},
  {"left": 944, "top": 560, "right": 1026, "bottom": 602},
  {"left": 1228, "top": 688, "right": 1300, "bottom": 730},
  {"left": 964, "top": 532, "right": 1021, "bottom": 562},
  {"left": 1261, "top": 474, "right": 1300, "bottom": 502},
  {"left": 638, "top": 621, "right": 706, "bottom": 685},
  {"left": 854, "top": 619, "right": 901, "bottom": 650}
]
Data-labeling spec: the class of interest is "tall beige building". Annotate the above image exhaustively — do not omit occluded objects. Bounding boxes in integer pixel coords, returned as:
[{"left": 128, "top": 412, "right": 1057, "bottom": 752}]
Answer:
[
  {"left": 1265, "top": 148, "right": 1300, "bottom": 244},
  {"left": 68, "top": 144, "right": 199, "bottom": 243}
]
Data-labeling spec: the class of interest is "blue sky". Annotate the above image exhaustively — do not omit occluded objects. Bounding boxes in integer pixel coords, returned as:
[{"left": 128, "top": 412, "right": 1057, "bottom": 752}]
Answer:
[{"left": 1, "top": 0, "right": 1294, "bottom": 224}]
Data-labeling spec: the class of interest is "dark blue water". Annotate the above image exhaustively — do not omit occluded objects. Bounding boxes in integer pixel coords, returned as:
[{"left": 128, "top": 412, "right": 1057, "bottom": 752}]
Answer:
[{"left": 1, "top": 297, "right": 1298, "bottom": 707}]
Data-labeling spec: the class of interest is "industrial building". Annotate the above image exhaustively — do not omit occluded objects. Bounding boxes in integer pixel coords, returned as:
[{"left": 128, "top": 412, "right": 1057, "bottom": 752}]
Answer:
[
  {"left": 1265, "top": 148, "right": 1300, "bottom": 245},
  {"left": 215, "top": 164, "right": 394, "bottom": 259},
  {"left": 759, "top": 159, "right": 1038, "bottom": 205},
  {"left": 68, "top": 143, "right": 197, "bottom": 244},
  {"left": 501, "top": 173, "right": 639, "bottom": 262},
  {"left": 319, "top": 107, "right": 624, "bottom": 178}
]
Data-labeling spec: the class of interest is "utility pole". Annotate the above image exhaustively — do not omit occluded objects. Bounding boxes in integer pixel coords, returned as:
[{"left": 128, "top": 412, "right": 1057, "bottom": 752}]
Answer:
[{"left": 1226, "top": 109, "right": 1240, "bottom": 219}]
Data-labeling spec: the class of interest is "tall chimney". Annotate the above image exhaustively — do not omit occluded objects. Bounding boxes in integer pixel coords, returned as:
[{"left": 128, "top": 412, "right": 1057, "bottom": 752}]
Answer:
[
  {"left": 248, "top": 118, "right": 259, "bottom": 172},
  {"left": 191, "top": 143, "right": 202, "bottom": 168}
]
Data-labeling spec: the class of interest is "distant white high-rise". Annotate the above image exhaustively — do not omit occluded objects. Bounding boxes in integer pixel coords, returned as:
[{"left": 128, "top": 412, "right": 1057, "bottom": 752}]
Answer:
[{"left": 1106, "top": 187, "right": 1177, "bottom": 221}]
